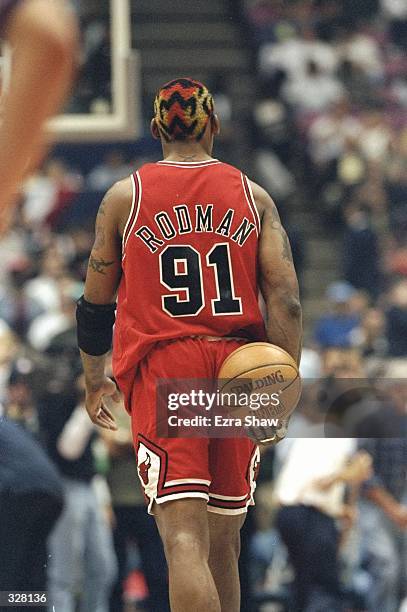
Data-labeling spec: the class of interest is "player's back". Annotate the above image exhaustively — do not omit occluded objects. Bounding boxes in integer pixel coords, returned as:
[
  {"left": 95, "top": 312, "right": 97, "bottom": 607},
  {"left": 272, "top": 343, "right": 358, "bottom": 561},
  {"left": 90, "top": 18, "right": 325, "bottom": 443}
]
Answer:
[{"left": 113, "top": 158, "right": 266, "bottom": 391}]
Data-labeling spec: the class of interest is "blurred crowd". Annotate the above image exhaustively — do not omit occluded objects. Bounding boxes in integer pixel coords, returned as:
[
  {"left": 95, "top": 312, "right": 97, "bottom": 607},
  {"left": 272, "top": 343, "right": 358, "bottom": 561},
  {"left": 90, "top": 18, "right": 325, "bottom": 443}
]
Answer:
[
  {"left": 244, "top": 0, "right": 406, "bottom": 286},
  {"left": 240, "top": 1, "right": 407, "bottom": 610},
  {"left": 0, "top": 1, "right": 406, "bottom": 610}
]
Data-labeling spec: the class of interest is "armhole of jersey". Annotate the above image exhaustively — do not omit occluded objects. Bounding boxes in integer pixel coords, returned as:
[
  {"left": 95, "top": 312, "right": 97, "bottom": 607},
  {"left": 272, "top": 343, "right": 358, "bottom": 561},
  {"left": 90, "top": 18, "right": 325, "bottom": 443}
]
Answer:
[
  {"left": 241, "top": 173, "right": 261, "bottom": 235},
  {"left": 122, "top": 171, "right": 142, "bottom": 255}
]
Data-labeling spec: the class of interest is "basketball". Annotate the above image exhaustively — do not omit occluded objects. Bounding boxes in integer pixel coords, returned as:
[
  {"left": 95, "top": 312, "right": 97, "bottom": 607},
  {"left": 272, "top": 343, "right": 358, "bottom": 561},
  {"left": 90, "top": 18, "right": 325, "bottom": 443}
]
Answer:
[{"left": 218, "top": 342, "right": 301, "bottom": 425}]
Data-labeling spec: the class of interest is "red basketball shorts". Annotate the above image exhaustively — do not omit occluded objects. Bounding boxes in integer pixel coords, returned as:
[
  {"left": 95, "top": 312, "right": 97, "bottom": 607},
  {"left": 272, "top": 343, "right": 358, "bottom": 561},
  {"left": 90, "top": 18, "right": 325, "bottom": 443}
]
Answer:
[{"left": 130, "top": 336, "right": 260, "bottom": 515}]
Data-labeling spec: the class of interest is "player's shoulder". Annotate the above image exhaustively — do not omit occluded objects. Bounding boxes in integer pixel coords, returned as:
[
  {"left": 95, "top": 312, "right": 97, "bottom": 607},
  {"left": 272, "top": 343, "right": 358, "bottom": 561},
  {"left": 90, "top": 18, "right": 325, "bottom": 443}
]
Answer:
[
  {"left": 98, "top": 176, "right": 134, "bottom": 226},
  {"left": 218, "top": 160, "right": 248, "bottom": 178},
  {"left": 135, "top": 161, "right": 158, "bottom": 175},
  {"left": 105, "top": 175, "right": 133, "bottom": 202},
  {"left": 246, "top": 178, "right": 278, "bottom": 220},
  {"left": 221, "top": 163, "right": 278, "bottom": 220},
  {"left": 98, "top": 176, "right": 137, "bottom": 237}
]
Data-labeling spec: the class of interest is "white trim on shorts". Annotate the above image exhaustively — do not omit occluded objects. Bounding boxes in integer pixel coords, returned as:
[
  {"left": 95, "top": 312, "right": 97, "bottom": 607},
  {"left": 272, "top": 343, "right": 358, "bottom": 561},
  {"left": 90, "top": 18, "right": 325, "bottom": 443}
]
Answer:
[
  {"left": 165, "top": 478, "right": 211, "bottom": 487},
  {"left": 207, "top": 500, "right": 255, "bottom": 516}
]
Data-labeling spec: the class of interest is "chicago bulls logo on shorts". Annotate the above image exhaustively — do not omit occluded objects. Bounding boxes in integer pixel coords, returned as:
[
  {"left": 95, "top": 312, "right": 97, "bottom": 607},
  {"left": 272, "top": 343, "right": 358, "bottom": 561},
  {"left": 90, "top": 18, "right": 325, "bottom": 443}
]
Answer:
[{"left": 138, "top": 452, "right": 151, "bottom": 485}]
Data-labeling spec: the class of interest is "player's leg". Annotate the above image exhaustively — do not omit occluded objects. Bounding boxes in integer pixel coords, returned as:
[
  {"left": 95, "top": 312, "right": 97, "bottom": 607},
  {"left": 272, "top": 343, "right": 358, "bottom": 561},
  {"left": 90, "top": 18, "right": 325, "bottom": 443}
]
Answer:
[
  {"left": 0, "top": 0, "right": 78, "bottom": 233},
  {"left": 206, "top": 370, "right": 260, "bottom": 612},
  {"left": 154, "top": 498, "right": 221, "bottom": 612},
  {"left": 208, "top": 512, "right": 245, "bottom": 612},
  {"left": 131, "top": 339, "right": 226, "bottom": 611}
]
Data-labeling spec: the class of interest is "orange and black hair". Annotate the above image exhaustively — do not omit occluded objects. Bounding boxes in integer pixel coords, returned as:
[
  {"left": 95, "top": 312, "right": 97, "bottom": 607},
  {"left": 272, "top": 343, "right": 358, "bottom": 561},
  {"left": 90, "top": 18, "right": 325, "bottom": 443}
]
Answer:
[{"left": 154, "top": 78, "right": 214, "bottom": 142}]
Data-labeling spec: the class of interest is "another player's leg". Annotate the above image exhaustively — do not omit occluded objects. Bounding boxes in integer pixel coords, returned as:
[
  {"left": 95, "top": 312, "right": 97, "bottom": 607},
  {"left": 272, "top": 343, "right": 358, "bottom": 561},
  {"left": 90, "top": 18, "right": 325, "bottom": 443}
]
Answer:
[
  {"left": 0, "top": 0, "right": 78, "bottom": 233},
  {"left": 154, "top": 498, "right": 221, "bottom": 612},
  {"left": 208, "top": 512, "right": 245, "bottom": 612}
]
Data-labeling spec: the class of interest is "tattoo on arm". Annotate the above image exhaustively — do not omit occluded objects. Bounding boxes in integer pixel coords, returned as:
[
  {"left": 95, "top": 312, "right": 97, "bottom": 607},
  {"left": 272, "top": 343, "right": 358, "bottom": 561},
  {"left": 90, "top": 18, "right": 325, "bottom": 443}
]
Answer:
[
  {"left": 93, "top": 192, "right": 110, "bottom": 250},
  {"left": 268, "top": 204, "right": 294, "bottom": 263},
  {"left": 89, "top": 254, "right": 115, "bottom": 274},
  {"left": 270, "top": 202, "right": 281, "bottom": 224},
  {"left": 281, "top": 230, "right": 293, "bottom": 263},
  {"left": 97, "top": 193, "right": 109, "bottom": 216},
  {"left": 93, "top": 225, "right": 106, "bottom": 250},
  {"left": 80, "top": 350, "right": 106, "bottom": 391}
]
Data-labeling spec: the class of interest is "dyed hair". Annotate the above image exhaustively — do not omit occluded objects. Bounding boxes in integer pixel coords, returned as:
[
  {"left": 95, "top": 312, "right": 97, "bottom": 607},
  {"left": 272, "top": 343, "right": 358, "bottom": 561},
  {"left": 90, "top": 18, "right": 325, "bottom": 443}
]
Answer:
[{"left": 154, "top": 78, "right": 214, "bottom": 142}]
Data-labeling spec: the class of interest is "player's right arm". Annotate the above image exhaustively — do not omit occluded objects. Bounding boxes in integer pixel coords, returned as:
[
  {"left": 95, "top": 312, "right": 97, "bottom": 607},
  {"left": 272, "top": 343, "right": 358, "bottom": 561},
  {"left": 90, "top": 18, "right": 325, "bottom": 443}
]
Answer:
[
  {"left": 0, "top": 0, "right": 78, "bottom": 234},
  {"left": 252, "top": 181, "right": 303, "bottom": 365},
  {"left": 78, "top": 178, "right": 132, "bottom": 431}
]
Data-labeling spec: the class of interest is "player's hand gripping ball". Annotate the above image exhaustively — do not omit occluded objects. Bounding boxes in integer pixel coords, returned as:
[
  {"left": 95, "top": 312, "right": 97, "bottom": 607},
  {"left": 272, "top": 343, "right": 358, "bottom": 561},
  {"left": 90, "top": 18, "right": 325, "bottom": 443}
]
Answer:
[{"left": 218, "top": 342, "right": 301, "bottom": 446}]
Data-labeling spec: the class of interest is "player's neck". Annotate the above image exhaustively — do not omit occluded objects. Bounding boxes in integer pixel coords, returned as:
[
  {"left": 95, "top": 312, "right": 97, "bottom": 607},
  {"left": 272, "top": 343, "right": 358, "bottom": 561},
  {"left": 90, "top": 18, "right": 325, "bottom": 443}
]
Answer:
[{"left": 162, "top": 142, "right": 215, "bottom": 163}]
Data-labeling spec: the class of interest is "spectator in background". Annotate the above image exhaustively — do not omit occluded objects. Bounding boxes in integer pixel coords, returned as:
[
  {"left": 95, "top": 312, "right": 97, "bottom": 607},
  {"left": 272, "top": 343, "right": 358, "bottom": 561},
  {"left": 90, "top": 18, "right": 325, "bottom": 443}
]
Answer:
[
  {"left": 21, "top": 158, "right": 81, "bottom": 231},
  {"left": 336, "top": 139, "right": 367, "bottom": 196},
  {"left": 385, "top": 132, "right": 407, "bottom": 228},
  {"left": 320, "top": 346, "right": 365, "bottom": 379},
  {"left": 253, "top": 149, "right": 296, "bottom": 207},
  {"left": 359, "top": 111, "right": 393, "bottom": 163},
  {"left": 351, "top": 308, "right": 388, "bottom": 360},
  {"left": 24, "top": 246, "right": 67, "bottom": 313},
  {"left": 381, "top": 0, "right": 407, "bottom": 49},
  {"left": 27, "top": 278, "right": 80, "bottom": 352},
  {"left": 274, "top": 440, "right": 372, "bottom": 611},
  {"left": 3, "top": 366, "right": 39, "bottom": 437},
  {"left": 102, "top": 400, "right": 170, "bottom": 612},
  {"left": 0, "top": 323, "right": 19, "bottom": 404},
  {"left": 0, "top": 260, "right": 44, "bottom": 338},
  {"left": 385, "top": 234, "right": 407, "bottom": 278},
  {"left": 22, "top": 166, "right": 58, "bottom": 229},
  {"left": 259, "top": 26, "right": 338, "bottom": 83},
  {"left": 282, "top": 59, "right": 345, "bottom": 114},
  {"left": 66, "top": 228, "right": 94, "bottom": 281},
  {"left": 335, "top": 26, "right": 383, "bottom": 82},
  {"left": 307, "top": 97, "right": 362, "bottom": 186},
  {"left": 314, "top": 282, "right": 361, "bottom": 348},
  {"left": 337, "top": 59, "right": 377, "bottom": 108},
  {"left": 43, "top": 159, "right": 82, "bottom": 230},
  {"left": 357, "top": 372, "right": 407, "bottom": 612},
  {"left": 343, "top": 205, "right": 381, "bottom": 299},
  {"left": 385, "top": 279, "right": 407, "bottom": 357},
  {"left": 252, "top": 78, "right": 295, "bottom": 164},
  {"left": 39, "top": 374, "right": 117, "bottom": 612},
  {"left": 0, "top": 417, "right": 64, "bottom": 606},
  {"left": 87, "top": 150, "right": 131, "bottom": 192}
]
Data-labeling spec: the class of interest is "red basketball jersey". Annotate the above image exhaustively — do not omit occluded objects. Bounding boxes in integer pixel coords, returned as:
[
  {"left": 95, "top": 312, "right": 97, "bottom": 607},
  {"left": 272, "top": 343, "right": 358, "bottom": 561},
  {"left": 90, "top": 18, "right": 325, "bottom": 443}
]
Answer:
[{"left": 112, "top": 158, "right": 266, "bottom": 405}]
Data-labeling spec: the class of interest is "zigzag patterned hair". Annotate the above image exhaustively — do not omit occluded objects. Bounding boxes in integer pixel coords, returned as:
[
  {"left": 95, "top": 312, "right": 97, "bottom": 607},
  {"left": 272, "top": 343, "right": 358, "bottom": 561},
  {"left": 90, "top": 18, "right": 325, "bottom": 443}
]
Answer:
[{"left": 154, "top": 78, "right": 214, "bottom": 142}]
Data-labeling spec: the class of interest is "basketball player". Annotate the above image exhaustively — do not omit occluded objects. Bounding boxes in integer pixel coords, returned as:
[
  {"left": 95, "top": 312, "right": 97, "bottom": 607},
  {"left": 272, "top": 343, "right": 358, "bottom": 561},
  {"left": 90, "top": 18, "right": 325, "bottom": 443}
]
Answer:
[
  {"left": 77, "top": 78, "right": 302, "bottom": 612},
  {"left": 0, "top": 0, "right": 78, "bottom": 234}
]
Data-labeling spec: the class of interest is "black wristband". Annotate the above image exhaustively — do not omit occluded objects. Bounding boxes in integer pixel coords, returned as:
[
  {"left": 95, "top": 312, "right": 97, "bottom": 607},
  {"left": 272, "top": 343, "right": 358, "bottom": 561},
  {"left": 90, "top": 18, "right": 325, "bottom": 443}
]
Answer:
[{"left": 76, "top": 296, "right": 116, "bottom": 356}]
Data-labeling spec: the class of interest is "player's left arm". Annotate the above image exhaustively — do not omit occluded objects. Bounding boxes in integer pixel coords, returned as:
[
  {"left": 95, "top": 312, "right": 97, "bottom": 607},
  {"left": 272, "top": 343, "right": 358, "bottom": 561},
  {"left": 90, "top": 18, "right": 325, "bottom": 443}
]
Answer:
[
  {"left": 78, "top": 178, "right": 131, "bottom": 430},
  {"left": 252, "top": 180, "right": 303, "bottom": 365}
]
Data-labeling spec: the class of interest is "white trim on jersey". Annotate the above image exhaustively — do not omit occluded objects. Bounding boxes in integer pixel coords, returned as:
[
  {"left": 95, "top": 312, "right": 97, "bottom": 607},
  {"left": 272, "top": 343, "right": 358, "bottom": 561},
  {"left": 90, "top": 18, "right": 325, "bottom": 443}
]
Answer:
[
  {"left": 122, "top": 171, "right": 142, "bottom": 254},
  {"left": 121, "top": 173, "right": 136, "bottom": 253},
  {"left": 157, "top": 159, "right": 221, "bottom": 168},
  {"left": 240, "top": 173, "right": 260, "bottom": 235},
  {"left": 245, "top": 176, "right": 261, "bottom": 234}
]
